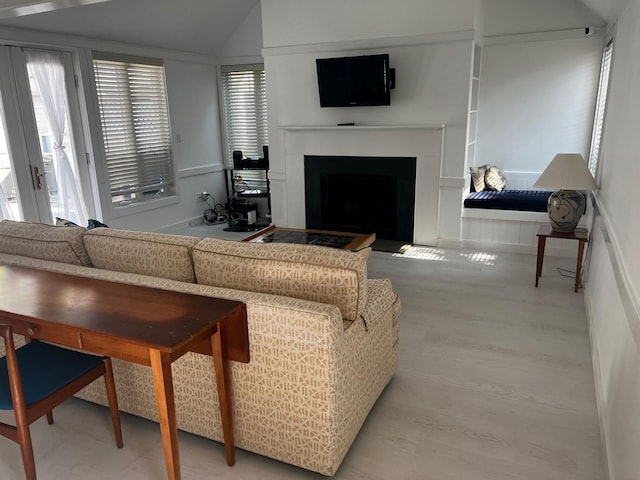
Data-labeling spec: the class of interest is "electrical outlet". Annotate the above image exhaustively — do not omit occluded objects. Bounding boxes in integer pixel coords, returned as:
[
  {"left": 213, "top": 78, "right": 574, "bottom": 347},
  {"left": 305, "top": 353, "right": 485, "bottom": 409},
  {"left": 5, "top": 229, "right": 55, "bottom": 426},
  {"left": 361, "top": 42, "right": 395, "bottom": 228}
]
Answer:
[{"left": 197, "top": 192, "right": 209, "bottom": 200}]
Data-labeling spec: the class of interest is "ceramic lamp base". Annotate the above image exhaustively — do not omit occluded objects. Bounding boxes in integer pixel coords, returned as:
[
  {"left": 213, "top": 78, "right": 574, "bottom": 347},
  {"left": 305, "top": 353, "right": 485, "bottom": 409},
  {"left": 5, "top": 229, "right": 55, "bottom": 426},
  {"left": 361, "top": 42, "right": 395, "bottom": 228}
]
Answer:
[{"left": 547, "top": 190, "right": 586, "bottom": 232}]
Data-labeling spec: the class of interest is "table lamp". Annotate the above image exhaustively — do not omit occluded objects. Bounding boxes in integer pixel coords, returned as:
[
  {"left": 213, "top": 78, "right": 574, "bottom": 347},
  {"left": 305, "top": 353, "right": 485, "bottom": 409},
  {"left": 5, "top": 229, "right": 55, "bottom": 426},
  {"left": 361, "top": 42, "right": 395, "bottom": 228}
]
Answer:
[{"left": 533, "top": 153, "right": 597, "bottom": 233}]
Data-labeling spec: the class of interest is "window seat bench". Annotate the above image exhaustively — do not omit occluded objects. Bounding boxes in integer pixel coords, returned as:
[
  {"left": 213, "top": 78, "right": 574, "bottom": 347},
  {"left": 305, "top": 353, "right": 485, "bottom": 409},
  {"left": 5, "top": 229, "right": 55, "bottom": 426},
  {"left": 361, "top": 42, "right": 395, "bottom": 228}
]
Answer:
[
  {"left": 463, "top": 189, "right": 552, "bottom": 212},
  {"left": 460, "top": 171, "right": 580, "bottom": 256}
]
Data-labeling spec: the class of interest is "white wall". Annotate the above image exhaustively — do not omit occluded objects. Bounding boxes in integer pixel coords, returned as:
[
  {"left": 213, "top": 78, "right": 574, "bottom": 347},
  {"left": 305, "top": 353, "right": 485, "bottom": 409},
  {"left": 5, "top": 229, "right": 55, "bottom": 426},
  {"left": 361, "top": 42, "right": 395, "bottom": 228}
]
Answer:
[
  {"left": 261, "top": 0, "right": 476, "bottom": 48},
  {"left": 263, "top": 40, "right": 472, "bottom": 244},
  {"left": 261, "top": 0, "right": 477, "bottom": 244},
  {"left": 475, "top": 36, "right": 602, "bottom": 174},
  {"left": 585, "top": 0, "right": 640, "bottom": 478},
  {"left": 104, "top": 58, "right": 226, "bottom": 232},
  {"left": 482, "top": 0, "right": 604, "bottom": 36},
  {"left": 0, "top": 25, "right": 228, "bottom": 232},
  {"left": 261, "top": 0, "right": 606, "bottom": 245},
  {"left": 85, "top": 54, "right": 226, "bottom": 232}
]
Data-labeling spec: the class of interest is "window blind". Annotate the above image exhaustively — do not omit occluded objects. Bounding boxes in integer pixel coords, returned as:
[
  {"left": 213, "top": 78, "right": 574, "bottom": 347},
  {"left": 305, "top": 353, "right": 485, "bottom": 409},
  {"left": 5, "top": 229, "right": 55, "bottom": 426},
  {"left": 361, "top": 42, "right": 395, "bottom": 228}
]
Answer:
[
  {"left": 93, "top": 52, "right": 174, "bottom": 206},
  {"left": 588, "top": 38, "right": 613, "bottom": 176},
  {"left": 221, "top": 64, "right": 268, "bottom": 168}
]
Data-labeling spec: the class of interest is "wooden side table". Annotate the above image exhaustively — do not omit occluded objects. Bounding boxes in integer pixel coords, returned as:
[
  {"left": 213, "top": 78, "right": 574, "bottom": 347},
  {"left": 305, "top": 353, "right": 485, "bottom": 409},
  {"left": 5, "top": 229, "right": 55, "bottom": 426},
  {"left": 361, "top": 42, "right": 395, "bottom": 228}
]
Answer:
[{"left": 535, "top": 225, "right": 589, "bottom": 293}]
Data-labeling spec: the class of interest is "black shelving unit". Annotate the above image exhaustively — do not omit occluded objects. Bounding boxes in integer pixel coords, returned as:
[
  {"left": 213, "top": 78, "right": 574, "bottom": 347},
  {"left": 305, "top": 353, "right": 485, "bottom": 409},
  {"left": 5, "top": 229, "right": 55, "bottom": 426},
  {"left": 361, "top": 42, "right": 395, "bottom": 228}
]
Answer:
[{"left": 224, "top": 167, "right": 271, "bottom": 232}]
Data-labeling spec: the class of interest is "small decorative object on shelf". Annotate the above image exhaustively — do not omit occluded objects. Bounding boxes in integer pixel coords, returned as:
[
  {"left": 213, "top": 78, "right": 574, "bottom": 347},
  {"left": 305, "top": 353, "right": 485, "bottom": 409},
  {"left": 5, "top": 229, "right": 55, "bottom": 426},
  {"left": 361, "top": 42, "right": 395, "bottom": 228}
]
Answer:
[{"left": 224, "top": 146, "right": 271, "bottom": 232}]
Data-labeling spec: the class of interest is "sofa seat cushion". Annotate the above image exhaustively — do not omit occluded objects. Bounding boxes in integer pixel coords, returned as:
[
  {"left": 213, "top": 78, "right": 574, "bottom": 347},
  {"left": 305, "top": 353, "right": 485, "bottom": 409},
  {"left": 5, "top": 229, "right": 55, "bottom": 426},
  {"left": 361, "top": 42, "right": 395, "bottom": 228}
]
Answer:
[
  {"left": 0, "top": 220, "right": 91, "bottom": 266},
  {"left": 193, "top": 238, "right": 370, "bottom": 321},
  {"left": 83, "top": 228, "right": 200, "bottom": 282}
]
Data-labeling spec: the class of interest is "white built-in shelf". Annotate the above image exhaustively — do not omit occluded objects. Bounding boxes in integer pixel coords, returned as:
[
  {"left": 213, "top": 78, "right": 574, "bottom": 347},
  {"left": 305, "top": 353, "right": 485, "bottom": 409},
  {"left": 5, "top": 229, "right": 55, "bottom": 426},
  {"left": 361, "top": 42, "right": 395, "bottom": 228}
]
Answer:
[{"left": 278, "top": 124, "right": 445, "bottom": 131}]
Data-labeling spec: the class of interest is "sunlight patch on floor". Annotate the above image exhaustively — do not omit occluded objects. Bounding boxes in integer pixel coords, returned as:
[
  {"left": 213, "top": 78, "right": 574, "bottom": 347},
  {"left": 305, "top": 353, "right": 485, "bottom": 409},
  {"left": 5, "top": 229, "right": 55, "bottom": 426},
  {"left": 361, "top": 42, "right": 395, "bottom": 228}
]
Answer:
[
  {"left": 394, "top": 245, "right": 447, "bottom": 261},
  {"left": 460, "top": 251, "right": 498, "bottom": 266}
]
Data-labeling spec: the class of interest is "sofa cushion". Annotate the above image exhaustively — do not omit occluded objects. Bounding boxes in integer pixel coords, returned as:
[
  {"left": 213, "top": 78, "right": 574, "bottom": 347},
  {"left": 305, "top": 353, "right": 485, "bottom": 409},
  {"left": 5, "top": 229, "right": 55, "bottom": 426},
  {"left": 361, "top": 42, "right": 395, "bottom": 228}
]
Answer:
[
  {"left": 0, "top": 220, "right": 91, "bottom": 266},
  {"left": 83, "top": 228, "right": 200, "bottom": 282},
  {"left": 192, "top": 238, "right": 370, "bottom": 321}
]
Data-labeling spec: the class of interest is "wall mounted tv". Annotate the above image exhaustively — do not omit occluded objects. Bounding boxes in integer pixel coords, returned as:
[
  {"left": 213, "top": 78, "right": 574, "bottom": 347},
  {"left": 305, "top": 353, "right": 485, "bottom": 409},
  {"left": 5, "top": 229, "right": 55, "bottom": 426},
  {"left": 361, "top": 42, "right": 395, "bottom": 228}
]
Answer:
[{"left": 316, "top": 54, "right": 394, "bottom": 107}]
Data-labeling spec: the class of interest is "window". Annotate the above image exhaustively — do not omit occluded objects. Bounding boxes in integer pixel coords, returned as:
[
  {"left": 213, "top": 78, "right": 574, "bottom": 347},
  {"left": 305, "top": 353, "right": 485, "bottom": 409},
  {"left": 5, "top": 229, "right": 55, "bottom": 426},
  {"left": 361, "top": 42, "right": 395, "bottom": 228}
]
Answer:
[
  {"left": 93, "top": 52, "right": 174, "bottom": 207},
  {"left": 220, "top": 64, "right": 268, "bottom": 167},
  {"left": 588, "top": 38, "right": 614, "bottom": 177}
]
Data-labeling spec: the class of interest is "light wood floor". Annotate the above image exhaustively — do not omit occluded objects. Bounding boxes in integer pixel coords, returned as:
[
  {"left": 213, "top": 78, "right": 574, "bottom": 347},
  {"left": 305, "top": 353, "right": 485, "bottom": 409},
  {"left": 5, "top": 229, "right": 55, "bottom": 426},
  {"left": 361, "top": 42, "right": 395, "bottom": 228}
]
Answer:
[{"left": 0, "top": 227, "right": 605, "bottom": 479}]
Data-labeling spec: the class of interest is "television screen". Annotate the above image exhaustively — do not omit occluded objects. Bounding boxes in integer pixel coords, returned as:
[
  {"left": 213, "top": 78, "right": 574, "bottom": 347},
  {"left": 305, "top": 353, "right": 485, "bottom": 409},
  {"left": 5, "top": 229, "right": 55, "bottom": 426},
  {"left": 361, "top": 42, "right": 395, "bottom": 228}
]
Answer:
[{"left": 316, "top": 54, "right": 391, "bottom": 107}]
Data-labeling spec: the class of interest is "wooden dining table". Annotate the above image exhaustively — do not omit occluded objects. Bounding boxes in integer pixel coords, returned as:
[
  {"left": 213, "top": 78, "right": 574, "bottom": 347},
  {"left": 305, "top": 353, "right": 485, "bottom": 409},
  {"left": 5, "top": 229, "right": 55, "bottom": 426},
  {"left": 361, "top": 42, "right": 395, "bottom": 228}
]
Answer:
[{"left": 0, "top": 264, "right": 249, "bottom": 480}]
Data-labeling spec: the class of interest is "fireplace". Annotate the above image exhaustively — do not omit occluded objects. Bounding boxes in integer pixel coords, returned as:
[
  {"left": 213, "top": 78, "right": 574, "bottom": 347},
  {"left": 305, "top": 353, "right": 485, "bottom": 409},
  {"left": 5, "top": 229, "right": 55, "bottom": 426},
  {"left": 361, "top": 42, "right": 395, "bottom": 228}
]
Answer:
[
  {"left": 279, "top": 125, "right": 443, "bottom": 245},
  {"left": 304, "top": 155, "right": 416, "bottom": 241}
]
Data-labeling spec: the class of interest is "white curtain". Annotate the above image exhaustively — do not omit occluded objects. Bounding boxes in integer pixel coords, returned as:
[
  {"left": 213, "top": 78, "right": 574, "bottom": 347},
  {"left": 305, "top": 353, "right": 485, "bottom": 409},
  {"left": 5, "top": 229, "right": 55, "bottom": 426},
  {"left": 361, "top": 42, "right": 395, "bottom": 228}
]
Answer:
[
  {"left": 0, "top": 183, "right": 12, "bottom": 220},
  {"left": 25, "top": 49, "right": 88, "bottom": 226}
]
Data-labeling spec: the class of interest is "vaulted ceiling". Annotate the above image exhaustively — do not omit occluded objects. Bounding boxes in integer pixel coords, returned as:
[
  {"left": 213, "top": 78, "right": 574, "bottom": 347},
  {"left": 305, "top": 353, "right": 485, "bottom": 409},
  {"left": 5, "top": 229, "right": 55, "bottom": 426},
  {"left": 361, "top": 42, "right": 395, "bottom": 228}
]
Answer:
[
  {"left": 577, "top": 0, "right": 628, "bottom": 21},
  {"left": 0, "top": 0, "right": 260, "bottom": 56},
  {"left": 0, "top": 0, "right": 626, "bottom": 56}
]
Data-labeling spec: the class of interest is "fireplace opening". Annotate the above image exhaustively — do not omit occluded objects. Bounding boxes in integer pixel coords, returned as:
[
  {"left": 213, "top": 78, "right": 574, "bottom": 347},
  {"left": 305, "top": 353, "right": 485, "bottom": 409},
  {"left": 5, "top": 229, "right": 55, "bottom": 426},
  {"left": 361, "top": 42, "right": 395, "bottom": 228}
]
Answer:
[{"left": 305, "top": 155, "right": 416, "bottom": 242}]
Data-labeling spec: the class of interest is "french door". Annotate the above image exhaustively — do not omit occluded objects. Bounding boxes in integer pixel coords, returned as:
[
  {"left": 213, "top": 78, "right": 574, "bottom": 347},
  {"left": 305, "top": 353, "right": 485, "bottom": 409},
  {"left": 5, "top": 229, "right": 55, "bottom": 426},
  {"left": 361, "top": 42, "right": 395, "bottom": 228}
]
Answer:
[{"left": 0, "top": 46, "right": 92, "bottom": 225}]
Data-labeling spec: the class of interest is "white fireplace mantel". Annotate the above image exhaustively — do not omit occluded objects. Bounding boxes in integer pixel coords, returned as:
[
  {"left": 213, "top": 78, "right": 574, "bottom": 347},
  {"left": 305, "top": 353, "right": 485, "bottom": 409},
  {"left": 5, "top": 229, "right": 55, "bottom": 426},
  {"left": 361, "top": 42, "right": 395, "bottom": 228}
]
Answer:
[{"left": 274, "top": 124, "right": 445, "bottom": 245}]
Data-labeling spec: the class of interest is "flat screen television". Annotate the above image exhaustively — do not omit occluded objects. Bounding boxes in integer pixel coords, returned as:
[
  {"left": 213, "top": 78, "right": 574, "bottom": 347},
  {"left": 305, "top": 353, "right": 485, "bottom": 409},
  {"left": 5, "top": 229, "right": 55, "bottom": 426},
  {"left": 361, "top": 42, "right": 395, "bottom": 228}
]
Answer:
[{"left": 316, "top": 54, "right": 393, "bottom": 107}]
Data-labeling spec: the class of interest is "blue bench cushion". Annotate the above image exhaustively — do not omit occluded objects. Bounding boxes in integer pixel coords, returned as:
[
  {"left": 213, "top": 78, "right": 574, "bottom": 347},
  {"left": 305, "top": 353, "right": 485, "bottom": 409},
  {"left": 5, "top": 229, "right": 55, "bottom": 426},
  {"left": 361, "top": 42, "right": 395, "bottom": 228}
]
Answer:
[
  {"left": 464, "top": 190, "right": 553, "bottom": 212},
  {"left": 0, "top": 341, "right": 103, "bottom": 408}
]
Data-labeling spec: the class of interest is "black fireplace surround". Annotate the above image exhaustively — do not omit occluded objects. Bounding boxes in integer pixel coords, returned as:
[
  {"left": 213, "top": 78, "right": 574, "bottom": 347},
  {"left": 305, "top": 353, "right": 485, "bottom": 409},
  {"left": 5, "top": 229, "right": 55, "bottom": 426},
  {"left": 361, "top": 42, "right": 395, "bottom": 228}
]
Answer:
[{"left": 304, "top": 155, "right": 416, "bottom": 242}]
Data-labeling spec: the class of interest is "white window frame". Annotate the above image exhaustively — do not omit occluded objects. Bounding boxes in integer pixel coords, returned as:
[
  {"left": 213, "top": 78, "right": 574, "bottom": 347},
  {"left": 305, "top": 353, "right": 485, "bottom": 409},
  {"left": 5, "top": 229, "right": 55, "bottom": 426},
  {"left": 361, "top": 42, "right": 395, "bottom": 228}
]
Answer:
[
  {"left": 588, "top": 36, "right": 614, "bottom": 180},
  {"left": 92, "top": 51, "right": 176, "bottom": 213},
  {"left": 219, "top": 64, "right": 268, "bottom": 169}
]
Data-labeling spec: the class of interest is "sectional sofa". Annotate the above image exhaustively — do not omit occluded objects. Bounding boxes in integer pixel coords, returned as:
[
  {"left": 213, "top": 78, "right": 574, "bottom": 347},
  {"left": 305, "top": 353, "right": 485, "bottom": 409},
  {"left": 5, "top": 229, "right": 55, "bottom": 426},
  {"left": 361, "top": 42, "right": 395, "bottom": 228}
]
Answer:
[{"left": 0, "top": 220, "right": 400, "bottom": 476}]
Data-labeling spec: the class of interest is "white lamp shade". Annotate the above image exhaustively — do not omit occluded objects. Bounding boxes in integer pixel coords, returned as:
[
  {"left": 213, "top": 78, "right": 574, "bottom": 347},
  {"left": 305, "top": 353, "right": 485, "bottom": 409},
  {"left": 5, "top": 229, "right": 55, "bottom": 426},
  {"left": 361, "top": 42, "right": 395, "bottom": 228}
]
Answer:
[{"left": 533, "top": 153, "right": 597, "bottom": 190}]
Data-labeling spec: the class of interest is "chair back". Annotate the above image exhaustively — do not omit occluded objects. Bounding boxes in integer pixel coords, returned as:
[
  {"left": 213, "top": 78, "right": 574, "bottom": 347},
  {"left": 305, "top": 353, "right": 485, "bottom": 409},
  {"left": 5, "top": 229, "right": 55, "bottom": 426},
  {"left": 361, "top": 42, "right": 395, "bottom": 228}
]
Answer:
[{"left": 0, "top": 323, "right": 123, "bottom": 479}]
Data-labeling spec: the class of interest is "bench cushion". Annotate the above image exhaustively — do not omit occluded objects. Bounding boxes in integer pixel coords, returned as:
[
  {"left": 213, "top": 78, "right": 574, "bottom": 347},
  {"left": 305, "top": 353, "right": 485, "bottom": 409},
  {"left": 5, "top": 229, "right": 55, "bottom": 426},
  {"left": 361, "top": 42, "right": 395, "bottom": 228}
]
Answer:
[
  {"left": 0, "top": 220, "right": 91, "bottom": 266},
  {"left": 83, "top": 228, "right": 200, "bottom": 282},
  {"left": 193, "top": 238, "right": 370, "bottom": 321},
  {"left": 464, "top": 190, "right": 552, "bottom": 212}
]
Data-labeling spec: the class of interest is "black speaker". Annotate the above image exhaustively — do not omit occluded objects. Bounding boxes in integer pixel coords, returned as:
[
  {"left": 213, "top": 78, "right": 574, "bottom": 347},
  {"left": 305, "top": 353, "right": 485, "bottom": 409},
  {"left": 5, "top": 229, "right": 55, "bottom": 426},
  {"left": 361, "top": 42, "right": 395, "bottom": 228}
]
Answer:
[
  {"left": 233, "top": 150, "right": 243, "bottom": 169},
  {"left": 233, "top": 148, "right": 269, "bottom": 169}
]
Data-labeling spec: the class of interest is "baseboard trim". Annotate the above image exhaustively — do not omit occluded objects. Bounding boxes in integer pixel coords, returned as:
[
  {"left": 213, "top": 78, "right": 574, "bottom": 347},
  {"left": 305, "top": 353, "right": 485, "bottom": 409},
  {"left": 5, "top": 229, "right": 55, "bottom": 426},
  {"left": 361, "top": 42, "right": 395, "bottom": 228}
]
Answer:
[
  {"left": 461, "top": 239, "right": 575, "bottom": 257},
  {"left": 436, "top": 238, "right": 462, "bottom": 249},
  {"left": 154, "top": 216, "right": 204, "bottom": 234}
]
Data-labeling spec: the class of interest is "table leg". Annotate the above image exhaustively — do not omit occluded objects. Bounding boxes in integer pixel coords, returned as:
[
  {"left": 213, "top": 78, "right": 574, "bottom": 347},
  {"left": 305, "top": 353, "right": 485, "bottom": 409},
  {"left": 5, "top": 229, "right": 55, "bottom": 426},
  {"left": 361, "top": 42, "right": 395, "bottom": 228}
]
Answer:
[
  {"left": 575, "top": 239, "right": 586, "bottom": 293},
  {"left": 211, "top": 323, "right": 235, "bottom": 466},
  {"left": 536, "top": 235, "right": 546, "bottom": 287},
  {"left": 150, "top": 349, "right": 181, "bottom": 480}
]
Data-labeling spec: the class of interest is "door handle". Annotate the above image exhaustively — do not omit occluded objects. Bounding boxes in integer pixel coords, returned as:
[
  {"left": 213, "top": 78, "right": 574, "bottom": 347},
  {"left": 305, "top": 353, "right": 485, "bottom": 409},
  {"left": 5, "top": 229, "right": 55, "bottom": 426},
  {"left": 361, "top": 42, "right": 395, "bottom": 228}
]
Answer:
[{"left": 32, "top": 165, "right": 46, "bottom": 190}]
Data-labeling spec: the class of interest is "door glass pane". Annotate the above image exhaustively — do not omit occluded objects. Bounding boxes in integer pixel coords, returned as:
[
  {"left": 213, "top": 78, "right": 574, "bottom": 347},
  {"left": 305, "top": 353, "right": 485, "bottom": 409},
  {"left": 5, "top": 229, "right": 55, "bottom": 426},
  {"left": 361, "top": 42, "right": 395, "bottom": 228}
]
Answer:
[
  {"left": 0, "top": 99, "right": 22, "bottom": 221},
  {"left": 26, "top": 58, "right": 84, "bottom": 225}
]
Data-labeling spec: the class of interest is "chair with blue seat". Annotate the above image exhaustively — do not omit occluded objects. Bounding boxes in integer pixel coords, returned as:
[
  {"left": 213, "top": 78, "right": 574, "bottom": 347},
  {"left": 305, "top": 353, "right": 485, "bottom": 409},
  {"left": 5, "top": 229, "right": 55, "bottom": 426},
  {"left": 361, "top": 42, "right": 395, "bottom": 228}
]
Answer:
[{"left": 0, "top": 324, "right": 123, "bottom": 480}]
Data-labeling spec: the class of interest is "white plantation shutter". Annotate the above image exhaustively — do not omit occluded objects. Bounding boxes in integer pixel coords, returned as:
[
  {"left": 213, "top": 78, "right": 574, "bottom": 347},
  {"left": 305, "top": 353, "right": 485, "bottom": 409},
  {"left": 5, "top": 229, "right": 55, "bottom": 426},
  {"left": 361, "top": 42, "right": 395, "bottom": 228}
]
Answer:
[
  {"left": 588, "top": 38, "right": 613, "bottom": 176},
  {"left": 93, "top": 52, "right": 174, "bottom": 206},
  {"left": 221, "top": 64, "right": 268, "bottom": 167}
]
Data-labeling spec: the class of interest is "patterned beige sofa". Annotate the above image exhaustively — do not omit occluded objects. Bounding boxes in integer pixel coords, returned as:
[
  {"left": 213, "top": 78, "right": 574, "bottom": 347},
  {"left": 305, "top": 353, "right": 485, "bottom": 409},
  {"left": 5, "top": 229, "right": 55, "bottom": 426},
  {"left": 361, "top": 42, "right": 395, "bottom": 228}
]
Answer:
[{"left": 0, "top": 220, "right": 400, "bottom": 476}]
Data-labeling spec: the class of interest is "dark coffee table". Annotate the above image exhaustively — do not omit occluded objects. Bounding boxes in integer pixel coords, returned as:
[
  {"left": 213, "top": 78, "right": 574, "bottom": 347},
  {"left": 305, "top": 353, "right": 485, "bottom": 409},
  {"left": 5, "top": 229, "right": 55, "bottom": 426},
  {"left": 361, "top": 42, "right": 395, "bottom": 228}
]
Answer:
[{"left": 242, "top": 226, "right": 375, "bottom": 251}]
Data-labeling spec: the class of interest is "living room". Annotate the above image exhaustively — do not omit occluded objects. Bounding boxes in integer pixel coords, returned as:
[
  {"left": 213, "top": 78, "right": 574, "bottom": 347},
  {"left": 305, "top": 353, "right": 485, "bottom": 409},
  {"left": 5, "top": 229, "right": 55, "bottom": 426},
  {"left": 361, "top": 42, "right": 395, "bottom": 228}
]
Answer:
[{"left": 0, "top": 0, "right": 638, "bottom": 479}]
